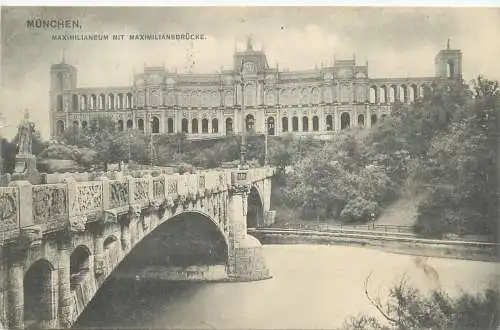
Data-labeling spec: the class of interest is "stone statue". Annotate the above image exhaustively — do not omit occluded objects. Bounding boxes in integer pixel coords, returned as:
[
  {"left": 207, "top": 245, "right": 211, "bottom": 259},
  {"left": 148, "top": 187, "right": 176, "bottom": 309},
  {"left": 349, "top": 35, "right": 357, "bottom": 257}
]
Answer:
[{"left": 17, "top": 109, "right": 35, "bottom": 155}]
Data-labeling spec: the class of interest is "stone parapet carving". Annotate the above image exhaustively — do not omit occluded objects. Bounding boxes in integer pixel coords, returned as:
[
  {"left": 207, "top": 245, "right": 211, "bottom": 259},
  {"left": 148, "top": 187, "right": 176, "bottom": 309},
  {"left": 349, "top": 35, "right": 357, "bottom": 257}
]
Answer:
[{"left": 69, "top": 215, "right": 87, "bottom": 233}]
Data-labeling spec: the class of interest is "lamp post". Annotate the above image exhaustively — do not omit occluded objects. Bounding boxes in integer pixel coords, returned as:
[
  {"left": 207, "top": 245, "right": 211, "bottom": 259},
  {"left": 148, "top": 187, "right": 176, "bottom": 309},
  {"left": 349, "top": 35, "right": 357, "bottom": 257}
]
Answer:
[
  {"left": 264, "top": 118, "right": 269, "bottom": 166},
  {"left": 238, "top": 64, "right": 247, "bottom": 168}
]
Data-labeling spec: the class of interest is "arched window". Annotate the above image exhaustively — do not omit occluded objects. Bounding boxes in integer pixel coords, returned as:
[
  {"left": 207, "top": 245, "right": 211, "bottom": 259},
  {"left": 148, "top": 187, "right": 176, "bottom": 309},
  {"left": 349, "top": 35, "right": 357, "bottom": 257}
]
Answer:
[
  {"left": 72, "top": 94, "right": 78, "bottom": 111},
  {"left": 152, "top": 117, "right": 160, "bottom": 133},
  {"left": 380, "top": 86, "right": 387, "bottom": 103},
  {"left": 302, "top": 116, "right": 309, "bottom": 131},
  {"left": 399, "top": 86, "right": 407, "bottom": 103},
  {"left": 167, "top": 118, "right": 174, "bottom": 133},
  {"left": 246, "top": 114, "right": 255, "bottom": 132},
  {"left": 212, "top": 118, "right": 219, "bottom": 133},
  {"left": 117, "top": 94, "right": 123, "bottom": 109},
  {"left": 326, "top": 115, "right": 333, "bottom": 131},
  {"left": 292, "top": 116, "right": 299, "bottom": 132},
  {"left": 57, "top": 72, "right": 64, "bottom": 90},
  {"left": 138, "top": 119, "right": 144, "bottom": 131},
  {"left": 56, "top": 120, "right": 65, "bottom": 135},
  {"left": 126, "top": 93, "right": 133, "bottom": 109},
  {"left": 312, "top": 116, "right": 319, "bottom": 131},
  {"left": 225, "top": 118, "right": 233, "bottom": 135},
  {"left": 267, "top": 117, "right": 275, "bottom": 135},
  {"left": 57, "top": 95, "right": 63, "bottom": 112},
  {"left": 202, "top": 118, "right": 209, "bottom": 133},
  {"left": 127, "top": 119, "right": 133, "bottom": 129},
  {"left": 388, "top": 86, "right": 397, "bottom": 103},
  {"left": 371, "top": 114, "right": 377, "bottom": 126},
  {"left": 282, "top": 117, "right": 289, "bottom": 132},
  {"left": 369, "top": 86, "right": 378, "bottom": 103},
  {"left": 108, "top": 94, "right": 115, "bottom": 109},
  {"left": 80, "top": 95, "right": 87, "bottom": 111},
  {"left": 182, "top": 118, "right": 189, "bottom": 133},
  {"left": 99, "top": 94, "right": 106, "bottom": 109},
  {"left": 192, "top": 118, "right": 199, "bottom": 133},
  {"left": 82, "top": 121, "right": 88, "bottom": 129},
  {"left": 90, "top": 95, "right": 97, "bottom": 110},
  {"left": 447, "top": 60, "right": 454, "bottom": 78},
  {"left": 118, "top": 120, "right": 124, "bottom": 132},
  {"left": 358, "top": 114, "right": 365, "bottom": 127},
  {"left": 70, "top": 246, "right": 90, "bottom": 289},
  {"left": 72, "top": 120, "right": 79, "bottom": 128},
  {"left": 341, "top": 113, "right": 350, "bottom": 129}
]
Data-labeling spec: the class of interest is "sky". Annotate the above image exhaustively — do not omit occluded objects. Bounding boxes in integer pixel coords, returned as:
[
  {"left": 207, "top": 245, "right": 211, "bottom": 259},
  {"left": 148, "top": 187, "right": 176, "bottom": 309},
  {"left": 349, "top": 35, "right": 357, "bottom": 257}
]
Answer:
[{"left": 1, "top": 6, "right": 499, "bottom": 139}]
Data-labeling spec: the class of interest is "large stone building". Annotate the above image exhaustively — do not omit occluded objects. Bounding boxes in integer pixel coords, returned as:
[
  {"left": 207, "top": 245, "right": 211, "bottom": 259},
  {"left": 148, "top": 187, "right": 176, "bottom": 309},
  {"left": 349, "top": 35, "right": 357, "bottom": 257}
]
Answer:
[{"left": 49, "top": 38, "right": 462, "bottom": 139}]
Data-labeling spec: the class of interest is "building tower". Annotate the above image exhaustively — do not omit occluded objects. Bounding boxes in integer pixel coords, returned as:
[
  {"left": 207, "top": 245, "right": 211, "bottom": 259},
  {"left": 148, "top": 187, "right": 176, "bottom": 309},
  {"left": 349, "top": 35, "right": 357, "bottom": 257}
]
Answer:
[
  {"left": 49, "top": 53, "right": 77, "bottom": 137},
  {"left": 435, "top": 39, "right": 463, "bottom": 80}
]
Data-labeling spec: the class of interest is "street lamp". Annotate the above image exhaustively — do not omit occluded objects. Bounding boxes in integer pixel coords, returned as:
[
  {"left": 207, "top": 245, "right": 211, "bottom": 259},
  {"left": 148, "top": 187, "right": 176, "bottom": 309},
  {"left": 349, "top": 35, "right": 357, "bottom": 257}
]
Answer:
[
  {"left": 264, "top": 118, "right": 269, "bottom": 166},
  {"left": 238, "top": 62, "right": 248, "bottom": 168}
]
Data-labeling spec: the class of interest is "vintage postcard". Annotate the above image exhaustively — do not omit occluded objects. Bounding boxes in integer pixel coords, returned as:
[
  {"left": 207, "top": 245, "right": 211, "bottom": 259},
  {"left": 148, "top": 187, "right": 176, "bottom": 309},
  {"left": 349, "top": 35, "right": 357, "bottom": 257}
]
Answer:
[{"left": 0, "top": 5, "right": 498, "bottom": 330}]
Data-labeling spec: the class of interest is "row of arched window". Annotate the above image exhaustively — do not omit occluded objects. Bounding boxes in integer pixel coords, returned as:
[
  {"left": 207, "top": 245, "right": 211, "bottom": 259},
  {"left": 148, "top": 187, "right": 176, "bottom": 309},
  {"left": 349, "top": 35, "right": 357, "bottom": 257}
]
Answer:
[
  {"left": 369, "top": 83, "right": 435, "bottom": 104},
  {"left": 55, "top": 112, "right": 387, "bottom": 136},
  {"left": 57, "top": 82, "right": 433, "bottom": 113}
]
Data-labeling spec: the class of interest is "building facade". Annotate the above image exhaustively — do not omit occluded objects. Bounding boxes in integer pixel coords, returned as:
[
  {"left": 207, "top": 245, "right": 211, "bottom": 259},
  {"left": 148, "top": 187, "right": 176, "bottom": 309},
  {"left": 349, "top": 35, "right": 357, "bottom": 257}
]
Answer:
[{"left": 49, "top": 39, "right": 462, "bottom": 139}]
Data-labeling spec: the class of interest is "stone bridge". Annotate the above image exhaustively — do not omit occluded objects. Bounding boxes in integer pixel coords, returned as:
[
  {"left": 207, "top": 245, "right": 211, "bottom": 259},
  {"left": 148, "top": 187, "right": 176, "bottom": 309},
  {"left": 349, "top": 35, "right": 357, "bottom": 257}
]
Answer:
[{"left": 0, "top": 167, "right": 275, "bottom": 329}]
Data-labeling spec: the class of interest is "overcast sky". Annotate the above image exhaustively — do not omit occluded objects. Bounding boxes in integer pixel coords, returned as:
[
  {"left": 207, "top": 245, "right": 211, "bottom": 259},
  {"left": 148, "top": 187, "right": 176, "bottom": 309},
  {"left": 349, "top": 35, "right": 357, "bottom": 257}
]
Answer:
[{"left": 1, "top": 6, "right": 499, "bottom": 139}]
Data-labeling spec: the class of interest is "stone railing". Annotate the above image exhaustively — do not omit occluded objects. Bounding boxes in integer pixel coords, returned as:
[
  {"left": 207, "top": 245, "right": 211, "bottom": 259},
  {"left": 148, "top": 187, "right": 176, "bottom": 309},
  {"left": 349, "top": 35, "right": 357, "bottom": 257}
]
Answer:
[{"left": 0, "top": 167, "right": 275, "bottom": 242}]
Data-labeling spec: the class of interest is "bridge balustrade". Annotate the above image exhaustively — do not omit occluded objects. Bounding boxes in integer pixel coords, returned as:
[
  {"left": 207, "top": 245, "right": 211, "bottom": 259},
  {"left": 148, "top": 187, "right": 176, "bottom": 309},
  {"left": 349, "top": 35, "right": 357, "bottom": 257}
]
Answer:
[{"left": 0, "top": 167, "right": 274, "bottom": 243}]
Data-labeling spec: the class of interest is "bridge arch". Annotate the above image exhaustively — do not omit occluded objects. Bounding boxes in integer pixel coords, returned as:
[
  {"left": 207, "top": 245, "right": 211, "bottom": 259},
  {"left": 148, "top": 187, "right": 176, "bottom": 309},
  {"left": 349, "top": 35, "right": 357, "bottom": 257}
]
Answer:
[
  {"left": 116, "top": 210, "right": 229, "bottom": 276},
  {"left": 70, "top": 245, "right": 92, "bottom": 289},
  {"left": 23, "top": 259, "right": 57, "bottom": 329},
  {"left": 247, "top": 185, "right": 265, "bottom": 228}
]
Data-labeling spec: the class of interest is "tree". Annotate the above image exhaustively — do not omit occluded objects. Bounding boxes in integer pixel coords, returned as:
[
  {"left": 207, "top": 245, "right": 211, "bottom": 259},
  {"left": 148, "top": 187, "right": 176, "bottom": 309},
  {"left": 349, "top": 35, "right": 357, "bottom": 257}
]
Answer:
[{"left": 342, "top": 273, "right": 499, "bottom": 330}]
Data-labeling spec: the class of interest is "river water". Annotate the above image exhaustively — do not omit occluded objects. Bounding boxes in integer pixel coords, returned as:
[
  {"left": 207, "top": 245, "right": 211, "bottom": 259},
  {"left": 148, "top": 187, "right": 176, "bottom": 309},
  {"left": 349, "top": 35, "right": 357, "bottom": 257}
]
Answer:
[{"left": 75, "top": 244, "right": 499, "bottom": 329}]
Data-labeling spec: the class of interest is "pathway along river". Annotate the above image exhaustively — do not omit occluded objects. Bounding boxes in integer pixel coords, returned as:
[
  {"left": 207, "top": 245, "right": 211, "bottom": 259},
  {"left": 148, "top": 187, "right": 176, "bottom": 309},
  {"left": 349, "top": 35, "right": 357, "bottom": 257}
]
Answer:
[{"left": 74, "top": 245, "right": 499, "bottom": 329}]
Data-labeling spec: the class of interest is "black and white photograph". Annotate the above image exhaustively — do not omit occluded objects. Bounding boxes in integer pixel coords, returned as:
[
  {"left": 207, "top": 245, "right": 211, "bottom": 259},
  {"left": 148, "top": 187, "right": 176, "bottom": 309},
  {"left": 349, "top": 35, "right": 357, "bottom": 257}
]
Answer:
[{"left": 0, "top": 5, "right": 499, "bottom": 330}]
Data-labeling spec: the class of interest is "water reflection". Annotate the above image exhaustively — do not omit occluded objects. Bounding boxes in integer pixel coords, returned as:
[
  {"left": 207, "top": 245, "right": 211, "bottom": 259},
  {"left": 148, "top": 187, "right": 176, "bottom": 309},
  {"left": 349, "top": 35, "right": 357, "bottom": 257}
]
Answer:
[{"left": 75, "top": 245, "right": 499, "bottom": 329}]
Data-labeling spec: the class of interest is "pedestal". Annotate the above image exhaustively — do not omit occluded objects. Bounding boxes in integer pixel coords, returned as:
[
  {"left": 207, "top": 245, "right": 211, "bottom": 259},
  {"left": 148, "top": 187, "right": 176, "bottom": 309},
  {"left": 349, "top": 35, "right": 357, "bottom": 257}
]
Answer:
[{"left": 11, "top": 154, "right": 41, "bottom": 185}]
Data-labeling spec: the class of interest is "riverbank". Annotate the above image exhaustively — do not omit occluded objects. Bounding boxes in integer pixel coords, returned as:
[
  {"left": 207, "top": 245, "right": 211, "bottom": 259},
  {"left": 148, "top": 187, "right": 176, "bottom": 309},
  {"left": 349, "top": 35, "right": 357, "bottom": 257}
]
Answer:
[{"left": 249, "top": 229, "right": 499, "bottom": 263}]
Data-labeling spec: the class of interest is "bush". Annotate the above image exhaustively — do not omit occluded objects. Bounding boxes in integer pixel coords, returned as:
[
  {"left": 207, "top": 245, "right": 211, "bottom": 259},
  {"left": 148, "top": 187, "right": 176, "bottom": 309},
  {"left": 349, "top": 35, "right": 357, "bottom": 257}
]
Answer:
[{"left": 339, "top": 197, "right": 379, "bottom": 223}]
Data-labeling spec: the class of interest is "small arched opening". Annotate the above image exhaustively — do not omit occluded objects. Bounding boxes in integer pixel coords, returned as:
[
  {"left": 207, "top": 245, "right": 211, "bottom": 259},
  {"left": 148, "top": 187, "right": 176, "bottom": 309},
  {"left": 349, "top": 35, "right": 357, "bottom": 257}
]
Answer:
[
  {"left": 245, "top": 114, "right": 255, "bottom": 132},
  {"left": 212, "top": 118, "right": 219, "bottom": 133},
  {"left": 247, "top": 186, "right": 264, "bottom": 229},
  {"left": 371, "top": 114, "right": 377, "bottom": 126},
  {"left": 138, "top": 119, "right": 144, "bottom": 132},
  {"left": 225, "top": 118, "right": 233, "bottom": 135},
  {"left": 168, "top": 118, "right": 174, "bottom": 133},
  {"left": 369, "top": 86, "right": 378, "bottom": 103},
  {"left": 56, "top": 95, "right": 63, "bottom": 112},
  {"left": 126, "top": 119, "right": 133, "bottom": 130},
  {"left": 326, "top": 115, "right": 333, "bottom": 131},
  {"left": 202, "top": 118, "right": 209, "bottom": 134},
  {"left": 267, "top": 117, "right": 275, "bottom": 136},
  {"left": 340, "top": 113, "right": 350, "bottom": 130},
  {"left": 24, "top": 259, "right": 56, "bottom": 329},
  {"left": 192, "top": 118, "right": 199, "bottom": 134},
  {"left": 312, "top": 116, "right": 319, "bottom": 131},
  {"left": 182, "top": 118, "right": 189, "bottom": 133},
  {"left": 103, "top": 236, "right": 120, "bottom": 270},
  {"left": 56, "top": 120, "right": 65, "bottom": 135},
  {"left": 281, "top": 117, "right": 289, "bottom": 132},
  {"left": 447, "top": 60, "right": 455, "bottom": 78},
  {"left": 358, "top": 114, "right": 365, "bottom": 127},
  {"left": 379, "top": 86, "right": 387, "bottom": 103},
  {"left": 152, "top": 117, "right": 160, "bottom": 134},
  {"left": 72, "top": 94, "right": 78, "bottom": 111},
  {"left": 117, "top": 120, "right": 124, "bottom": 132},
  {"left": 292, "top": 116, "right": 299, "bottom": 132},
  {"left": 70, "top": 245, "right": 91, "bottom": 290},
  {"left": 302, "top": 116, "right": 309, "bottom": 132}
]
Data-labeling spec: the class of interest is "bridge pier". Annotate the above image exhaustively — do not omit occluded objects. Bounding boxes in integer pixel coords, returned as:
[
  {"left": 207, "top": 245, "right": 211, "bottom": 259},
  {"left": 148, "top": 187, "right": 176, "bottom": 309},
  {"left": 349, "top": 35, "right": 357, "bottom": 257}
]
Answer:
[
  {"left": 227, "top": 171, "right": 271, "bottom": 281},
  {"left": 57, "top": 235, "right": 72, "bottom": 329}
]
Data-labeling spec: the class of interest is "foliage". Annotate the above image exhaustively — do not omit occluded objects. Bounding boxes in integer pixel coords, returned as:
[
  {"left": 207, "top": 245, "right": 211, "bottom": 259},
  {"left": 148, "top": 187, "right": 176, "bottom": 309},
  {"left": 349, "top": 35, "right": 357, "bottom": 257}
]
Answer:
[{"left": 342, "top": 274, "right": 500, "bottom": 330}]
